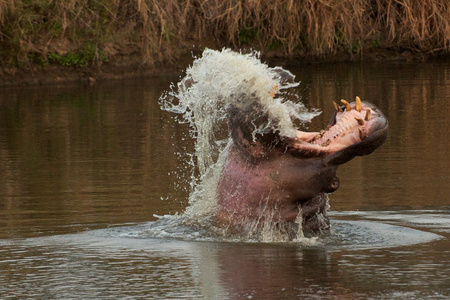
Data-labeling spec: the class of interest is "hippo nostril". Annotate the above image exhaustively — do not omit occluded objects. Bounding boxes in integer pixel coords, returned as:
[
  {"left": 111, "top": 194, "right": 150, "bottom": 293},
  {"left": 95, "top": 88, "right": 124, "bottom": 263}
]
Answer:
[{"left": 324, "top": 177, "right": 340, "bottom": 193}]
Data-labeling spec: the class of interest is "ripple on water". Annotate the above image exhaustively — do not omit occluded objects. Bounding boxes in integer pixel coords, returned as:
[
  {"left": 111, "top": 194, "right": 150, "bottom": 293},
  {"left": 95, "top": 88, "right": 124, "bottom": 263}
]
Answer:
[
  {"left": 1, "top": 212, "right": 443, "bottom": 251},
  {"left": 0, "top": 212, "right": 445, "bottom": 299},
  {"left": 46, "top": 213, "right": 442, "bottom": 251}
]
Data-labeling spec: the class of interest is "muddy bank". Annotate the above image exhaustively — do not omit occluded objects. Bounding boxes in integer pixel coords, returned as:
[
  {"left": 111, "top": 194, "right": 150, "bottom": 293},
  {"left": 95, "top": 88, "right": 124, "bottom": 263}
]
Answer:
[
  {"left": 0, "top": 55, "right": 187, "bottom": 87},
  {"left": 0, "top": 47, "right": 435, "bottom": 87}
]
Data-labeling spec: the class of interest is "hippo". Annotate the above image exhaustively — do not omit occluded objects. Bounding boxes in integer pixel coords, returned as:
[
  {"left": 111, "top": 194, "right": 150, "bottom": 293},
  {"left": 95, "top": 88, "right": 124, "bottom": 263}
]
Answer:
[
  {"left": 215, "top": 85, "right": 388, "bottom": 238},
  {"left": 166, "top": 49, "right": 388, "bottom": 239}
]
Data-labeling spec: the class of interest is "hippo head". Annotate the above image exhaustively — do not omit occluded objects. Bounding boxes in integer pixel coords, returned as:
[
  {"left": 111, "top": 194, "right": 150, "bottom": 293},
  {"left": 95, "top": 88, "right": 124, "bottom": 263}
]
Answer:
[
  {"left": 289, "top": 98, "right": 389, "bottom": 166},
  {"left": 216, "top": 88, "right": 388, "bottom": 238}
]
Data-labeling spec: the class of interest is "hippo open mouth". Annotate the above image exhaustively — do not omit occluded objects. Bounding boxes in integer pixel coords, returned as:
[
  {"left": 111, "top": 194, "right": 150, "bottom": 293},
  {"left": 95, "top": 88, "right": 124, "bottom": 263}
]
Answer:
[{"left": 287, "top": 97, "right": 389, "bottom": 166}]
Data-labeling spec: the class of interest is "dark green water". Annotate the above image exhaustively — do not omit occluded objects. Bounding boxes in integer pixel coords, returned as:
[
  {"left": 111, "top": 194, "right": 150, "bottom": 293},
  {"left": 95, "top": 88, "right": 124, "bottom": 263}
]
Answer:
[{"left": 0, "top": 60, "right": 449, "bottom": 299}]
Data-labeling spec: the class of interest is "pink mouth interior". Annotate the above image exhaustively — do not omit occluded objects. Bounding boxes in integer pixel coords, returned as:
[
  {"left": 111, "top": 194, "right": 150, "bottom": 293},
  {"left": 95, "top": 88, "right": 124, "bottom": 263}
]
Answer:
[{"left": 309, "top": 101, "right": 375, "bottom": 150}]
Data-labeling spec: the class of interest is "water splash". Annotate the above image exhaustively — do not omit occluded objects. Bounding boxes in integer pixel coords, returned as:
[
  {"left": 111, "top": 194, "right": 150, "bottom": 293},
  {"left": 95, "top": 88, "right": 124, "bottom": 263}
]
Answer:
[{"left": 160, "top": 48, "right": 321, "bottom": 241}]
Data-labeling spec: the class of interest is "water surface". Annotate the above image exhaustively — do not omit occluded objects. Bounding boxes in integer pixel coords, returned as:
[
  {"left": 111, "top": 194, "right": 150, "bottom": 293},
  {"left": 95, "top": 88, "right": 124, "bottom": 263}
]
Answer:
[{"left": 1, "top": 59, "right": 449, "bottom": 298}]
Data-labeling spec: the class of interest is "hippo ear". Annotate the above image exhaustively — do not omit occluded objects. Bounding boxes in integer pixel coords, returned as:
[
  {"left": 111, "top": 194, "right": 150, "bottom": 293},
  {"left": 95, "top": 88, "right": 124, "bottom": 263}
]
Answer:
[
  {"left": 272, "top": 67, "right": 296, "bottom": 84},
  {"left": 227, "top": 97, "right": 283, "bottom": 157}
]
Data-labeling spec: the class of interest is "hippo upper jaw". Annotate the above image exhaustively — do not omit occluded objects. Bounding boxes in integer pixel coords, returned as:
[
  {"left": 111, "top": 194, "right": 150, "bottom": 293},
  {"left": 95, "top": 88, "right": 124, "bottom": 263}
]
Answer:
[{"left": 288, "top": 98, "right": 389, "bottom": 165}]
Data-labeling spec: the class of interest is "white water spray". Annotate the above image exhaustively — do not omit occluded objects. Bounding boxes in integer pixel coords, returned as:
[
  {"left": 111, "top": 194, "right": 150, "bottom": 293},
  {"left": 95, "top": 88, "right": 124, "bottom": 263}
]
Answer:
[{"left": 160, "top": 48, "right": 321, "bottom": 239}]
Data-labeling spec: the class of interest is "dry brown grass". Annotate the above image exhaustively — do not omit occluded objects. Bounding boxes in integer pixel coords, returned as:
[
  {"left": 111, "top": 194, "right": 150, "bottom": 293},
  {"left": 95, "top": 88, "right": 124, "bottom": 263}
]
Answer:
[
  {"left": 1, "top": 0, "right": 450, "bottom": 67},
  {"left": 374, "top": 0, "right": 450, "bottom": 53}
]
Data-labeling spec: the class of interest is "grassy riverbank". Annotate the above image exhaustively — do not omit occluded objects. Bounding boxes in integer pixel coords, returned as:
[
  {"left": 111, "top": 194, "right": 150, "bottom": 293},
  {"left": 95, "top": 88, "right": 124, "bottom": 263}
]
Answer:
[{"left": 1, "top": 0, "right": 450, "bottom": 84}]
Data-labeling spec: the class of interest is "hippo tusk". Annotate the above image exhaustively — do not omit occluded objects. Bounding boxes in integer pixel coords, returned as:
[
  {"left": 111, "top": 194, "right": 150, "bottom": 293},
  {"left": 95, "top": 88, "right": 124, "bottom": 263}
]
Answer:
[
  {"left": 355, "top": 96, "right": 362, "bottom": 112},
  {"left": 365, "top": 109, "right": 372, "bottom": 121},
  {"left": 359, "top": 128, "right": 366, "bottom": 140},
  {"left": 340, "top": 99, "right": 351, "bottom": 111},
  {"left": 355, "top": 117, "right": 364, "bottom": 126},
  {"left": 333, "top": 101, "right": 343, "bottom": 112}
]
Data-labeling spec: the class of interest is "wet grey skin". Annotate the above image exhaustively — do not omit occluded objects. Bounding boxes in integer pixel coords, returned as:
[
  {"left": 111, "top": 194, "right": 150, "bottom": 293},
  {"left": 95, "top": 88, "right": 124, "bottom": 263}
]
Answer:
[{"left": 216, "top": 91, "right": 388, "bottom": 238}]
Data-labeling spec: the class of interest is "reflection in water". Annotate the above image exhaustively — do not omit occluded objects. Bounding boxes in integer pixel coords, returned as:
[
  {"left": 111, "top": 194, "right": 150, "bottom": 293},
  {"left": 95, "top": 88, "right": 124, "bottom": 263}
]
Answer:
[
  {"left": 0, "top": 79, "right": 192, "bottom": 238},
  {"left": 1, "top": 60, "right": 450, "bottom": 298},
  {"left": 0, "top": 214, "right": 447, "bottom": 299}
]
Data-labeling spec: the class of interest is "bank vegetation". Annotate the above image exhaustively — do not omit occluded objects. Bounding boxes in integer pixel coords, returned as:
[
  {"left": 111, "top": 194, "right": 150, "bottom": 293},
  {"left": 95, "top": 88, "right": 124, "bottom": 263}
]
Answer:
[{"left": 1, "top": 0, "right": 450, "bottom": 81}]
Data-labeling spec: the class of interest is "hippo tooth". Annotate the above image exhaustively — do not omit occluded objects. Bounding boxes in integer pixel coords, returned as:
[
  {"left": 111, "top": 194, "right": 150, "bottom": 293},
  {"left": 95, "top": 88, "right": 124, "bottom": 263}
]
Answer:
[
  {"left": 340, "top": 99, "right": 351, "bottom": 111},
  {"left": 364, "top": 109, "right": 372, "bottom": 121},
  {"left": 355, "top": 96, "right": 362, "bottom": 112},
  {"left": 359, "top": 128, "right": 366, "bottom": 140},
  {"left": 269, "top": 84, "right": 278, "bottom": 97},
  {"left": 321, "top": 139, "right": 331, "bottom": 147},
  {"left": 333, "top": 101, "right": 342, "bottom": 112},
  {"left": 355, "top": 117, "right": 364, "bottom": 126}
]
